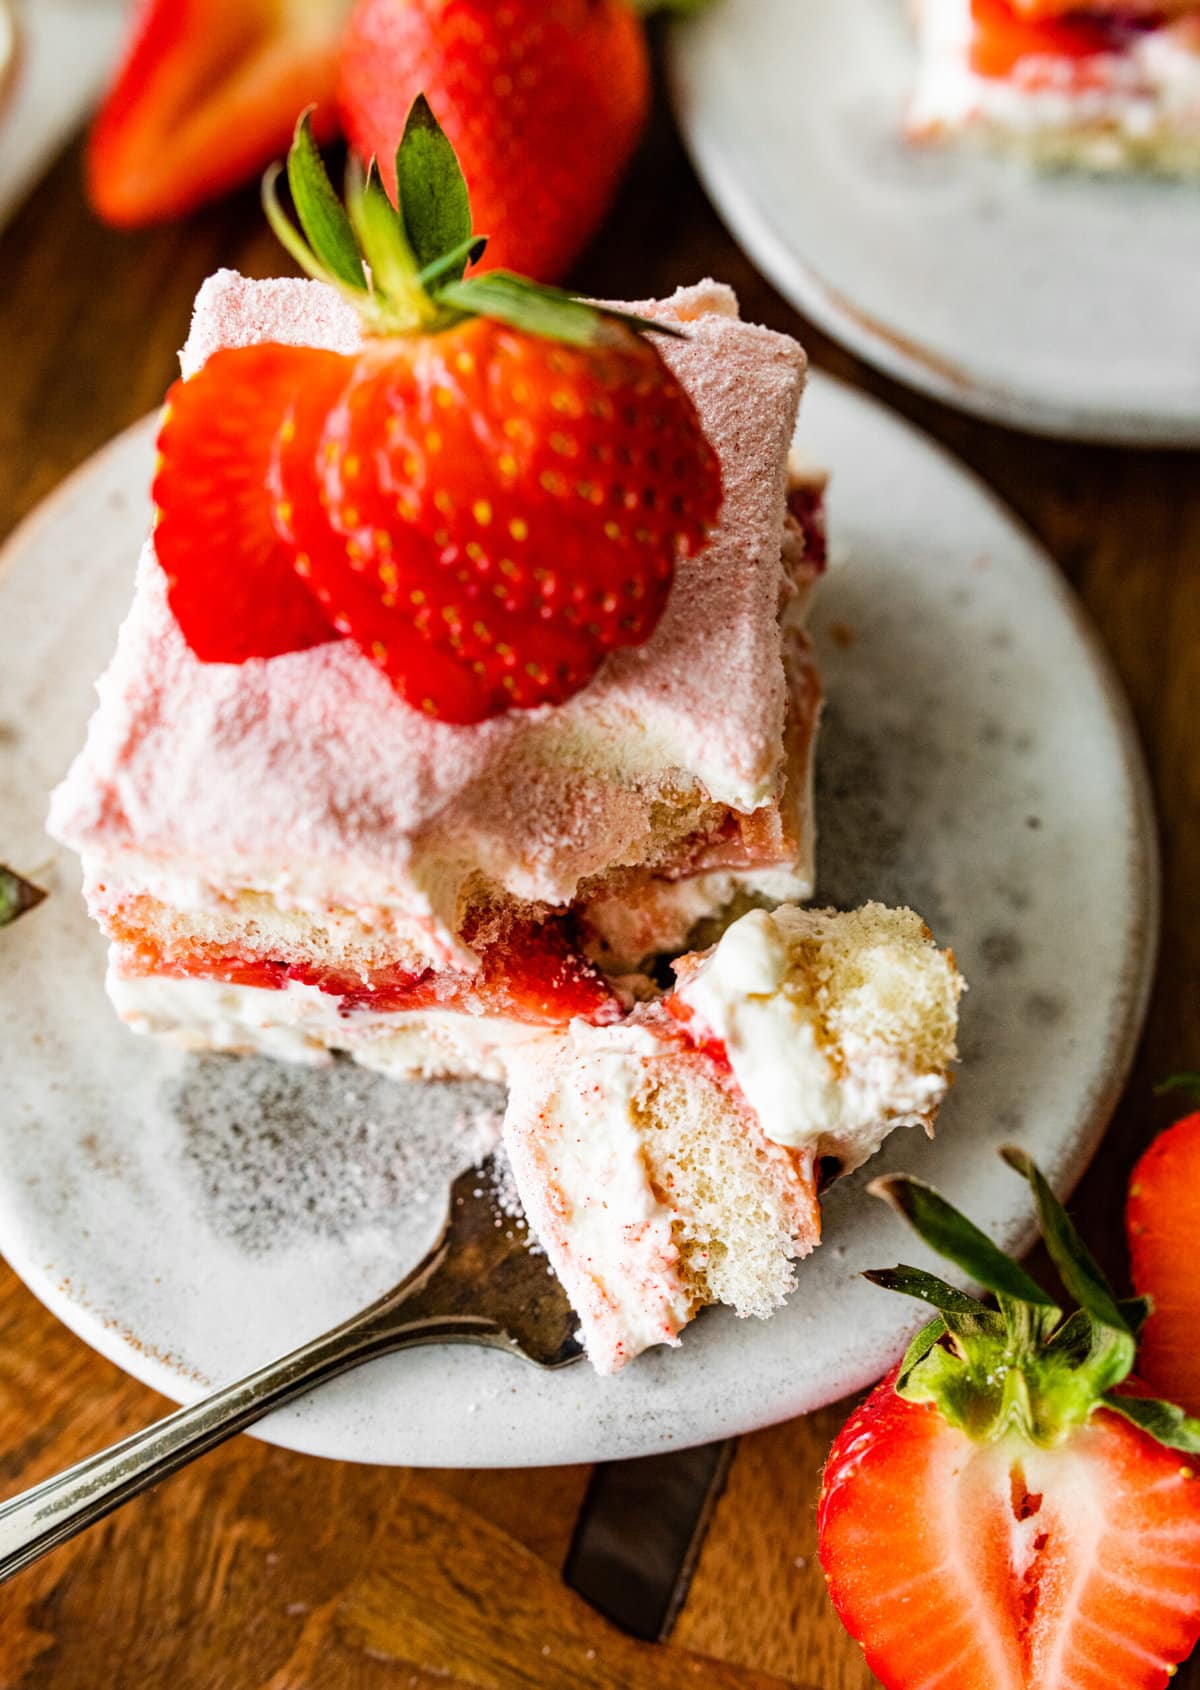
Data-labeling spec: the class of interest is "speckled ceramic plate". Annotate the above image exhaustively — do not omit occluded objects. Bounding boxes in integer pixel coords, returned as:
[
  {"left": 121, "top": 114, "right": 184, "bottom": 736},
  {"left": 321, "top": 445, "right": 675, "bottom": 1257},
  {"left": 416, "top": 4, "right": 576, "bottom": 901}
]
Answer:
[
  {"left": 670, "top": 0, "right": 1200, "bottom": 443},
  {"left": 0, "top": 375, "right": 1156, "bottom": 1467}
]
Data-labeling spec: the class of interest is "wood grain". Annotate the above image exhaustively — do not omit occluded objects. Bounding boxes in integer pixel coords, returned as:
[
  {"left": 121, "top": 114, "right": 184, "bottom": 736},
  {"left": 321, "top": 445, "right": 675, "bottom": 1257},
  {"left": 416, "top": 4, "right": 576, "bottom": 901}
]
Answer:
[
  {"left": 340, "top": 1478, "right": 812, "bottom": 1690},
  {"left": 0, "top": 1277, "right": 593, "bottom": 1689},
  {"left": 1, "top": 69, "right": 1198, "bottom": 1690}
]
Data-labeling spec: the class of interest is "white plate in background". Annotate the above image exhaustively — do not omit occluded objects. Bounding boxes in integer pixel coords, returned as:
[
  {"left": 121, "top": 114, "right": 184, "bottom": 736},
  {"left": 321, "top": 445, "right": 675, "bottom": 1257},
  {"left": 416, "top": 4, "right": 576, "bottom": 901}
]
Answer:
[{"left": 670, "top": 0, "right": 1200, "bottom": 442}]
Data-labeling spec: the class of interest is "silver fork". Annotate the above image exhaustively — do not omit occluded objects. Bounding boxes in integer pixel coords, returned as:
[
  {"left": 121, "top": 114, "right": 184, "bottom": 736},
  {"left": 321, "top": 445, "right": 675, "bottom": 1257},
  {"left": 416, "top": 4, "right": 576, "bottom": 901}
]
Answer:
[{"left": 0, "top": 1153, "right": 581, "bottom": 1582}]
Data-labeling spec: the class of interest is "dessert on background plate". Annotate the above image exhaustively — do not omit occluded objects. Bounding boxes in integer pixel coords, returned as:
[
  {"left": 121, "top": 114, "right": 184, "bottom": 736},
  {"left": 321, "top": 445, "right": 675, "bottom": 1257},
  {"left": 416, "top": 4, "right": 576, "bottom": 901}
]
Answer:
[
  {"left": 46, "top": 102, "right": 963, "bottom": 1372},
  {"left": 909, "top": 0, "right": 1200, "bottom": 170},
  {"left": 670, "top": 0, "right": 1200, "bottom": 442}
]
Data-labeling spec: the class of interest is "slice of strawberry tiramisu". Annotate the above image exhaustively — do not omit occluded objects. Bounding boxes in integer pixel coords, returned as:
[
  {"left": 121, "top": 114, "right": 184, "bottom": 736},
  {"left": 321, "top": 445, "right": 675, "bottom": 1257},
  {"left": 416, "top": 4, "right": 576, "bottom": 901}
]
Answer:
[
  {"left": 504, "top": 903, "right": 965, "bottom": 1372},
  {"left": 47, "top": 102, "right": 967, "bottom": 1373},
  {"left": 48, "top": 110, "right": 821, "bottom": 1083}
]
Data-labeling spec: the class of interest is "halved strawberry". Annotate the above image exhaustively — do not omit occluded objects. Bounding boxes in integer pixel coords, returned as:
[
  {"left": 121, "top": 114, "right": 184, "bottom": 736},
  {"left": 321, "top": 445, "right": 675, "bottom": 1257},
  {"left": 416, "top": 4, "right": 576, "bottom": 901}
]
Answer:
[
  {"left": 154, "top": 343, "right": 347, "bottom": 661},
  {"left": 87, "top": 0, "right": 351, "bottom": 228},
  {"left": 822, "top": 1373, "right": 1200, "bottom": 1690},
  {"left": 819, "top": 1149, "right": 1200, "bottom": 1690},
  {"left": 1128, "top": 1083, "right": 1200, "bottom": 1417}
]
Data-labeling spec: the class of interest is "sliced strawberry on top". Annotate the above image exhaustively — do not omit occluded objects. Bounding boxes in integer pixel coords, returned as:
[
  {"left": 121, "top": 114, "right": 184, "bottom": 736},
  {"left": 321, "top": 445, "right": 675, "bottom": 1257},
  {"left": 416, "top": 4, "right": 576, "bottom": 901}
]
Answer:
[
  {"left": 1128, "top": 1091, "right": 1200, "bottom": 1417},
  {"left": 245, "top": 107, "right": 720, "bottom": 722},
  {"left": 293, "top": 315, "right": 718, "bottom": 722},
  {"left": 153, "top": 103, "right": 721, "bottom": 721},
  {"left": 819, "top": 1148, "right": 1200, "bottom": 1690},
  {"left": 154, "top": 343, "right": 348, "bottom": 661},
  {"left": 268, "top": 335, "right": 526, "bottom": 721},
  {"left": 87, "top": 0, "right": 351, "bottom": 228}
]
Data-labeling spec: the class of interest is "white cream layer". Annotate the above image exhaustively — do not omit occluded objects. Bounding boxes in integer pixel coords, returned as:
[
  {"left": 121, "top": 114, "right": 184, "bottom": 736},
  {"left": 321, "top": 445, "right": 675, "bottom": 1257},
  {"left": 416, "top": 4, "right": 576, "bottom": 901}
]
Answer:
[
  {"left": 676, "top": 907, "right": 948, "bottom": 1171},
  {"left": 503, "top": 1025, "right": 694, "bottom": 1373}
]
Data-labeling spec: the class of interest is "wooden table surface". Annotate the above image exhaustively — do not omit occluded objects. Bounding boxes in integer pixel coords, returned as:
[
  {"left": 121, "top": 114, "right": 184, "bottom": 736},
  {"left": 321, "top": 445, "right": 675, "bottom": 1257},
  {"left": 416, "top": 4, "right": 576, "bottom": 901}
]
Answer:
[{"left": 1, "top": 68, "right": 1198, "bottom": 1690}]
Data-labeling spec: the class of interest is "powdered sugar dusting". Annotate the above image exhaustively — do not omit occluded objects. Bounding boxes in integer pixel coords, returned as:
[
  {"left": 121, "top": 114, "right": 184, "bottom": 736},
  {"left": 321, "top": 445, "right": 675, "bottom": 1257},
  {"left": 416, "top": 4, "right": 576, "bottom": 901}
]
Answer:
[
  {"left": 49, "top": 273, "right": 806, "bottom": 938},
  {"left": 484, "top": 1143, "right": 542, "bottom": 1254},
  {"left": 179, "top": 272, "right": 362, "bottom": 378},
  {"left": 170, "top": 1055, "right": 505, "bottom": 1253}
]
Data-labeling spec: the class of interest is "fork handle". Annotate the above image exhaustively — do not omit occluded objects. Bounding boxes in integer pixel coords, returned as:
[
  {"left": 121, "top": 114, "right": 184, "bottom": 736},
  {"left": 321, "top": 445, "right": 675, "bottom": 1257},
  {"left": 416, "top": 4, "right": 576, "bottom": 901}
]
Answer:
[{"left": 0, "top": 1271, "right": 502, "bottom": 1584}]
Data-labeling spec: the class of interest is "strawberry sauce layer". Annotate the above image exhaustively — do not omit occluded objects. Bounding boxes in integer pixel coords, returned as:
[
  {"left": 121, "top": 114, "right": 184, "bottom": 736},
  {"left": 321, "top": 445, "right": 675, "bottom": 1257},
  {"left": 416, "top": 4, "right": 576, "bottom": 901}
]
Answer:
[
  {"left": 969, "top": 0, "right": 1136, "bottom": 79},
  {"left": 116, "top": 912, "right": 620, "bottom": 1026},
  {"left": 660, "top": 962, "right": 734, "bottom": 1073},
  {"left": 786, "top": 484, "right": 828, "bottom": 575}
]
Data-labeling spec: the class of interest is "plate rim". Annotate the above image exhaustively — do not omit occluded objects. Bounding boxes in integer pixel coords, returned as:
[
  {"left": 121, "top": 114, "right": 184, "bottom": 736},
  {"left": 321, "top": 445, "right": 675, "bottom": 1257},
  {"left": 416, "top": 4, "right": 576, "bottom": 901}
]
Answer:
[
  {"left": 667, "top": 18, "right": 1200, "bottom": 447},
  {"left": 0, "top": 378, "right": 1161, "bottom": 1466}
]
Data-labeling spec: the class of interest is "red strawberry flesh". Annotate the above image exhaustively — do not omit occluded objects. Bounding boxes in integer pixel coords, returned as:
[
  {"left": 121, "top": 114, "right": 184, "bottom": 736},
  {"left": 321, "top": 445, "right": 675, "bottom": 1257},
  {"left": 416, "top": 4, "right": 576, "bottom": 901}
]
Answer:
[
  {"left": 154, "top": 345, "right": 352, "bottom": 662},
  {"left": 88, "top": 0, "right": 349, "bottom": 227},
  {"left": 337, "top": 0, "right": 651, "bottom": 280},
  {"left": 819, "top": 1367, "right": 1200, "bottom": 1690},
  {"left": 113, "top": 910, "right": 620, "bottom": 1026},
  {"left": 1128, "top": 1111, "right": 1200, "bottom": 1417},
  {"left": 969, "top": 0, "right": 1120, "bottom": 79},
  {"left": 282, "top": 317, "right": 721, "bottom": 721}
]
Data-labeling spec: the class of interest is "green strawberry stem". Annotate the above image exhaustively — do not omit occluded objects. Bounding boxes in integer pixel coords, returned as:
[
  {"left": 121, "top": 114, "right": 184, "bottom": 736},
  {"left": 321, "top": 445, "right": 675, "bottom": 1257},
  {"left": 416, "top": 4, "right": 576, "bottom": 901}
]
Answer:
[
  {"left": 263, "top": 97, "right": 683, "bottom": 348},
  {"left": 867, "top": 1147, "right": 1200, "bottom": 1453},
  {"left": 1156, "top": 1072, "right": 1200, "bottom": 1105},
  {"left": 872, "top": 1171, "right": 1057, "bottom": 1309}
]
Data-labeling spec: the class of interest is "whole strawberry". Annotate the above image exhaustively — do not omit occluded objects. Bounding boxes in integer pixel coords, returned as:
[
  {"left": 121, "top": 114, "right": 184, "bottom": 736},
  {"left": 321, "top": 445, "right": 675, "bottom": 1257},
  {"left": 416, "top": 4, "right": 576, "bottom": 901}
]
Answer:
[
  {"left": 152, "top": 101, "right": 722, "bottom": 723},
  {"left": 338, "top": 0, "right": 651, "bottom": 280},
  {"left": 1127, "top": 1075, "right": 1200, "bottom": 1417},
  {"left": 818, "top": 1149, "right": 1200, "bottom": 1690}
]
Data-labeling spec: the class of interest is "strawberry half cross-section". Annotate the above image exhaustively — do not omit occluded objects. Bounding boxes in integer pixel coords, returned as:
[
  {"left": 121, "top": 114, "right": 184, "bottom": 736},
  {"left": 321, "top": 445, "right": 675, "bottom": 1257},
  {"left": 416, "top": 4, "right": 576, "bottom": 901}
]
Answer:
[{"left": 819, "top": 1148, "right": 1200, "bottom": 1690}]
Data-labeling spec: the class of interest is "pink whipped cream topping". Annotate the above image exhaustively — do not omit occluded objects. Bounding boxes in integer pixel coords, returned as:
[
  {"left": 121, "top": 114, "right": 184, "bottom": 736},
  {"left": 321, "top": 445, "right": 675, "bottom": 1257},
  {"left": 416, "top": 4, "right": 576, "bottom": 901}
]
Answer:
[{"left": 49, "top": 274, "right": 806, "bottom": 934}]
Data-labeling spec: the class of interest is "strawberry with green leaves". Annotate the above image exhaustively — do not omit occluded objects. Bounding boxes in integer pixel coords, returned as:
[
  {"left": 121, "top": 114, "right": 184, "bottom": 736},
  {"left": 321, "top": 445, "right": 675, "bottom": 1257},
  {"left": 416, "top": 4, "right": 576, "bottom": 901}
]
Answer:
[
  {"left": 153, "top": 99, "right": 722, "bottom": 722},
  {"left": 1128, "top": 1074, "right": 1200, "bottom": 1418},
  {"left": 818, "top": 1148, "right": 1200, "bottom": 1690},
  {"left": 338, "top": 0, "right": 656, "bottom": 281}
]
